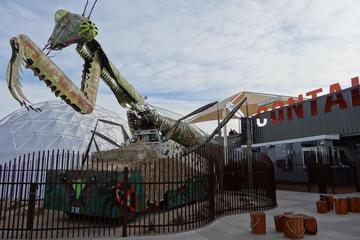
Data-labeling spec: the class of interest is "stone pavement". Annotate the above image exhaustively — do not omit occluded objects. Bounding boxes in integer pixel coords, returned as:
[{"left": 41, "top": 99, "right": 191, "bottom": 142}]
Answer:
[{"left": 124, "top": 190, "right": 360, "bottom": 240}]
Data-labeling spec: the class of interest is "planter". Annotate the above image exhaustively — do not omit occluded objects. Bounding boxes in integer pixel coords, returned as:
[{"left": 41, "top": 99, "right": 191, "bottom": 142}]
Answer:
[
  {"left": 316, "top": 200, "right": 328, "bottom": 213},
  {"left": 334, "top": 198, "right": 348, "bottom": 215},
  {"left": 250, "top": 212, "right": 266, "bottom": 234},
  {"left": 283, "top": 214, "right": 305, "bottom": 239}
]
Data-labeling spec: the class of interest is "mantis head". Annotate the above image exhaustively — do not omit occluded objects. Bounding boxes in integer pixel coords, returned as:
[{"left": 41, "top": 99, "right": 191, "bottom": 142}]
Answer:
[{"left": 47, "top": 9, "right": 98, "bottom": 51}]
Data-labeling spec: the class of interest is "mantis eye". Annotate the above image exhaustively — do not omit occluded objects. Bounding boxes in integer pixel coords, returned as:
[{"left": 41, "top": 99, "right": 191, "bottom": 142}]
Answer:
[
  {"left": 79, "top": 20, "right": 98, "bottom": 42},
  {"left": 54, "top": 9, "right": 69, "bottom": 23}
]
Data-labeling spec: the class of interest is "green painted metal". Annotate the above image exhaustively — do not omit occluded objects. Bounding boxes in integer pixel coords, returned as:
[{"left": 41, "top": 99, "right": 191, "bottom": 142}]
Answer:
[
  {"left": 44, "top": 169, "right": 145, "bottom": 218},
  {"left": 165, "top": 176, "right": 208, "bottom": 209}
]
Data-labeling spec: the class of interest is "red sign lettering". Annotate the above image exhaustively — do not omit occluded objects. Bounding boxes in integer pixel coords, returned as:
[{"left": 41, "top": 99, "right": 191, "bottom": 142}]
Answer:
[
  {"left": 324, "top": 93, "right": 347, "bottom": 113},
  {"left": 287, "top": 95, "right": 304, "bottom": 121},
  {"left": 255, "top": 77, "right": 360, "bottom": 127},
  {"left": 351, "top": 77, "right": 360, "bottom": 106},
  {"left": 270, "top": 101, "right": 284, "bottom": 124}
]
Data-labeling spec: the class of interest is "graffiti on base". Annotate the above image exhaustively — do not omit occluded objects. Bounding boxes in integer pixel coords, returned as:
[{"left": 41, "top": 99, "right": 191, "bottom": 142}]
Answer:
[
  {"left": 164, "top": 176, "right": 207, "bottom": 209},
  {"left": 44, "top": 170, "right": 145, "bottom": 218}
]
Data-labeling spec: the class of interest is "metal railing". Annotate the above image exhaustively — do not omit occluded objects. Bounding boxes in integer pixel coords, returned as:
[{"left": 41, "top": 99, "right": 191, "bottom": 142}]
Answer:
[
  {"left": 274, "top": 160, "right": 359, "bottom": 193},
  {"left": 0, "top": 146, "right": 276, "bottom": 239}
]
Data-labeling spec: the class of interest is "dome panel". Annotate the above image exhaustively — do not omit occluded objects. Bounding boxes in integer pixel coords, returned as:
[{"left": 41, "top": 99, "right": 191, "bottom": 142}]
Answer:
[
  {"left": 59, "top": 111, "right": 80, "bottom": 122},
  {"left": 12, "top": 121, "right": 34, "bottom": 134},
  {"left": 79, "top": 118, "right": 97, "bottom": 127},
  {"left": 13, "top": 134, "right": 33, "bottom": 149},
  {"left": 32, "top": 120, "right": 61, "bottom": 134},
  {"left": 57, "top": 121, "right": 80, "bottom": 133},
  {"left": 47, "top": 136, "right": 68, "bottom": 150},
  {"left": 15, "top": 135, "right": 42, "bottom": 151},
  {"left": 0, "top": 122, "right": 12, "bottom": 136},
  {"left": 64, "top": 136, "right": 83, "bottom": 150},
  {"left": 32, "top": 108, "right": 57, "bottom": 120},
  {"left": 0, "top": 137, "right": 15, "bottom": 151},
  {"left": 11, "top": 111, "right": 31, "bottom": 122},
  {"left": 0, "top": 100, "right": 130, "bottom": 165},
  {"left": 37, "top": 134, "right": 61, "bottom": 149},
  {"left": 61, "top": 124, "right": 83, "bottom": 136}
]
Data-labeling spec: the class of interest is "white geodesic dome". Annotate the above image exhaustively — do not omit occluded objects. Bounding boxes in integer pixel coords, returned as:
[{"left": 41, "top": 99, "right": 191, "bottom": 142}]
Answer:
[{"left": 0, "top": 100, "right": 130, "bottom": 165}]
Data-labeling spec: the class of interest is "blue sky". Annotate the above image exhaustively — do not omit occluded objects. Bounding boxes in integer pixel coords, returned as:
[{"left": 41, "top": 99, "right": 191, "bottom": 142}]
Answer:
[{"left": 1, "top": 0, "right": 360, "bottom": 132}]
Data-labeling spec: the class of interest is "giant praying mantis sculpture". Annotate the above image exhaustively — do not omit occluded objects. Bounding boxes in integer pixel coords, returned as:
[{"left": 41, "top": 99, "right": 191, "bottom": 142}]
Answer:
[{"left": 6, "top": 9, "right": 245, "bottom": 150}]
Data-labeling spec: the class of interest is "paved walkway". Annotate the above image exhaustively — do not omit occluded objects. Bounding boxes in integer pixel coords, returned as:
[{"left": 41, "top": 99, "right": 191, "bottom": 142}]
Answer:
[{"left": 125, "top": 190, "right": 360, "bottom": 240}]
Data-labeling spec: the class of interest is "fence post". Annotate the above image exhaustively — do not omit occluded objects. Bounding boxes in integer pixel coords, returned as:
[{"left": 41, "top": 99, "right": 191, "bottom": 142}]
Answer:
[
  {"left": 352, "top": 164, "right": 359, "bottom": 192},
  {"left": 122, "top": 167, "right": 129, "bottom": 237},
  {"left": 307, "top": 167, "right": 311, "bottom": 192},
  {"left": 208, "top": 156, "right": 215, "bottom": 220},
  {"left": 270, "top": 162, "right": 277, "bottom": 206},
  {"left": 331, "top": 167, "right": 335, "bottom": 194},
  {"left": 27, "top": 183, "right": 38, "bottom": 231}
]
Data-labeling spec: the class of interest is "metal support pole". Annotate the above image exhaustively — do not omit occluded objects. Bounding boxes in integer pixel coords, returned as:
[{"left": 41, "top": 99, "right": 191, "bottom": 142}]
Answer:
[
  {"left": 221, "top": 108, "right": 227, "bottom": 190},
  {"left": 208, "top": 156, "right": 215, "bottom": 220},
  {"left": 246, "top": 102, "right": 253, "bottom": 188}
]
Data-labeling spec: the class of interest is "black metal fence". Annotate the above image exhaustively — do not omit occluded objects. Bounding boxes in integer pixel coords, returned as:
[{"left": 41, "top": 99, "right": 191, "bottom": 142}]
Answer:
[
  {"left": 307, "top": 163, "right": 359, "bottom": 193},
  {"left": 0, "top": 146, "right": 276, "bottom": 239},
  {"left": 274, "top": 162, "right": 359, "bottom": 193}
]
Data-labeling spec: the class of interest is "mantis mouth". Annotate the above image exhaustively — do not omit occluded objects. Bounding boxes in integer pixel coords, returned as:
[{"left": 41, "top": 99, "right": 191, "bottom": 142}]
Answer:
[
  {"left": 49, "top": 36, "right": 82, "bottom": 51},
  {"left": 50, "top": 43, "right": 66, "bottom": 51},
  {"left": 43, "top": 38, "right": 68, "bottom": 53}
]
